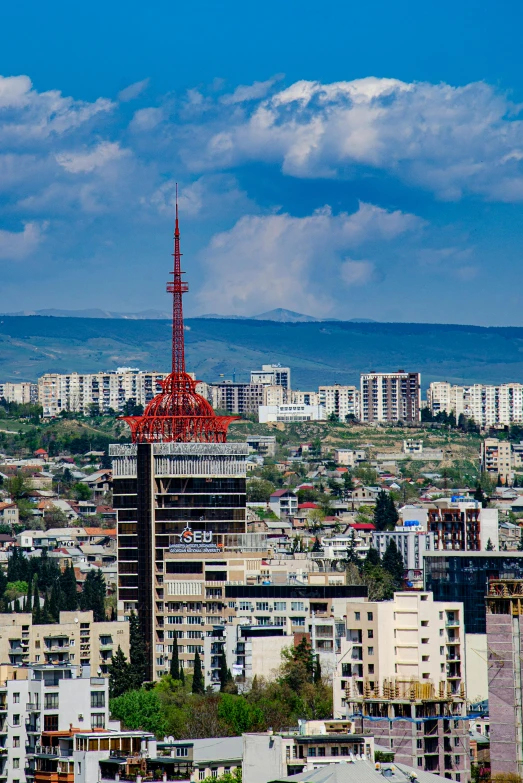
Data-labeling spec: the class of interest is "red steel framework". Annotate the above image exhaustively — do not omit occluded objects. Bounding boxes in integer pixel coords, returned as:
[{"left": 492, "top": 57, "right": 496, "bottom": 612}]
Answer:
[{"left": 121, "top": 187, "right": 236, "bottom": 443}]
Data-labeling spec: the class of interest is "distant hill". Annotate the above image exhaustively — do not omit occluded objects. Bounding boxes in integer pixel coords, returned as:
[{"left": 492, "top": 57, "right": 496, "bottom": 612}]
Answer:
[{"left": 1, "top": 315, "right": 523, "bottom": 390}]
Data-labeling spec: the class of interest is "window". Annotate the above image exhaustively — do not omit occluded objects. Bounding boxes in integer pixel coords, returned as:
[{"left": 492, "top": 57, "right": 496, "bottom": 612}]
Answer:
[
  {"left": 239, "top": 602, "right": 250, "bottom": 611},
  {"left": 341, "top": 663, "right": 351, "bottom": 677},
  {"left": 274, "top": 602, "right": 286, "bottom": 611},
  {"left": 422, "top": 656, "right": 429, "bottom": 662},
  {"left": 91, "top": 692, "right": 105, "bottom": 708},
  {"left": 421, "top": 638, "right": 429, "bottom": 644},
  {"left": 318, "top": 747, "right": 325, "bottom": 757},
  {"left": 367, "top": 629, "right": 373, "bottom": 639},
  {"left": 199, "top": 772, "right": 205, "bottom": 781},
  {"left": 44, "top": 715, "right": 58, "bottom": 731},
  {"left": 228, "top": 602, "right": 235, "bottom": 608},
  {"left": 91, "top": 713, "right": 106, "bottom": 729},
  {"left": 293, "top": 618, "right": 306, "bottom": 626},
  {"left": 211, "top": 770, "right": 218, "bottom": 779},
  {"left": 440, "top": 646, "right": 444, "bottom": 655},
  {"left": 421, "top": 620, "right": 428, "bottom": 627},
  {"left": 368, "top": 664, "right": 374, "bottom": 674},
  {"left": 367, "top": 612, "right": 373, "bottom": 621},
  {"left": 176, "top": 747, "right": 189, "bottom": 757},
  {"left": 187, "top": 616, "right": 201, "bottom": 625},
  {"left": 291, "top": 602, "right": 304, "bottom": 612},
  {"left": 417, "top": 759, "right": 423, "bottom": 768},
  {"left": 417, "top": 740, "right": 422, "bottom": 749},
  {"left": 367, "top": 647, "right": 374, "bottom": 655},
  {"left": 354, "top": 612, "right": 360, "bottom": 621},
  {"left": 454, "top": 737, "right": 460, "bottom": 747},
  {"left": 12, "top": 715, "right": 20, "bottom": 726},
  {"left": 256, "top": 602, "right": 269, "bottom": 611},
  {"left": 341, "top": 747, "right": 349, "bottom": 756},
  {"left": 12, "top": 693, "right": 20, "bottom": 704},
  {"left": 13, "top": 737, "right": 20, "bottom": 748},
  {"left": 454, "top": 756, "right": 460, "bottom": 765},
  {"left": 308, "top": 748, "right": 317, "bottom": 757},
  {"left": 439, "top": 629, "right": 444, "bottom": 636},
  {"left": 78, "top": 763, "right": 82, "bottom": 776},
  {"left": 44, "top": 693, "right": 59, "bottom": 710},
  {"left": 13, "top": 759, "right": 19, "bottom": 769},
  {"left": 331, "top": 747, "right": 339, "bottom": 756}
]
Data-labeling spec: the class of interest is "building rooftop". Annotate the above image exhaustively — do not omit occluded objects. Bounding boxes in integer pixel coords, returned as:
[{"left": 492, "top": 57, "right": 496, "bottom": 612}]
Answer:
[{"left": 269, "top": 760, "right": 448, "bottom": 783}]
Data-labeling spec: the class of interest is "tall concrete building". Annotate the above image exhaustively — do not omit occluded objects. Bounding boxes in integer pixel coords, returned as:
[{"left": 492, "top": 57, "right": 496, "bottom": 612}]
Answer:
[
  {"left": 209, "top": 381, "right": 266, "bottom": 416},
  {"left": 360, "top": 371, "right": 420, "bottom": 424},
  {"left": 317, "top": 385, "right": 360, "bottom": 421},
  {"left": 0, "top": 382, "right": 37, "bottom": 405},
  {"left": 251, "top": 364, "right": 291, "bottom": 390},
  {"left": 428, "top": 381, "right": 523, "bottom": 427},
  {"left": 38, "top": 369, "right": 168, "bottom": 417},
  {"left": 111, "top": 441, "right": 252, "bottom": 681}
]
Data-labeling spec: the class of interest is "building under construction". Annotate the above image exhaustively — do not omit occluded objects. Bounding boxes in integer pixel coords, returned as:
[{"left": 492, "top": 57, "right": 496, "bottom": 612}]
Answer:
[
  {"left": 486, "top": 578, "right": 523, "bottom": 779},
  {"left": 346, "top": 678, "right": 470, "bottom": 782}
]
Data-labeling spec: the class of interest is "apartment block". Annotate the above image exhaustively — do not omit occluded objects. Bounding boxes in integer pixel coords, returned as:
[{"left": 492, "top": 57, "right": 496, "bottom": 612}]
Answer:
[
  {"left": 317, "top": 385, "right": 360, "bottom": 420},
  {"left": 340, "top": 592, "right": 469, "bottom": 781},
  {"left": 290, "top": 390, "right": 318, "bottom": 406},
  {"left": 0, "top": 662, "right": 109, "bottom": 783},
  {"left": 481, "top": 437, "right": 514, "bottom": 483},
  {"left": 0, "top": 382, "right": 38, "bottom": 405},
  {"left": 250, "top": 364, "right": 291, "bottom": 390},
  {"left": 427, "top": 381, "right": 523, "bottom": 427},
  {"left": 373, "top": 529, "right": 436, "bottom": 583},
  {"left": 427, "top": 503, "right": 499, "bottom": 551},
  {"left": 0, "top": 611, "right": 129, "bottom": 675},
  {"left": 259, "top": 403, "right": 326, "bottom": 423},
  {"left": 38, "top": 369, "right": 168, "bottom": 417},
  {"left": 360, "top": 371, "right": 420, "bottom": 424},
  {"left": 208, "top": 382, "right": 266, "bottom": 416}
]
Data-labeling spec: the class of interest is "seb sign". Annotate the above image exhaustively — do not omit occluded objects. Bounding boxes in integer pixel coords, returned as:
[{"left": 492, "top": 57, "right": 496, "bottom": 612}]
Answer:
[{"left": 169, "top": 524, "right": 221, "bottom": 553}]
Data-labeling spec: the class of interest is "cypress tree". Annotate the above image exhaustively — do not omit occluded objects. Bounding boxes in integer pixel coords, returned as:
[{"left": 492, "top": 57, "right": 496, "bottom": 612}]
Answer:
[
  {"left": 179, "top": 665, "right": 185, "bottom": 686},
  {"left": 109, "top": 646, "right": 131, "bottom": 698},
  {"left": 48, "top": 581, "right": 62, "bottom": 622},
  {"left": 382, "top": 539, "right": 405, "bottom": 588},
  {"left": 192, "top": 651, "right": 205, "bottom": 694},
  {"left": 25, "top": 577, "right": 32, "bottom": 613},
  {"left": 129, "top": 611, "right": 147, "bottom": 689},
  {"left": 364, "top": 547, "right": 381, "bottom": 568},
  {"left": 32, "top": 580, "right": 41, "bottom": 624},
  {"left": 313, "top": 656, "right": 322, "bottom": 684},
  {"left": 80, "top": 570, "right": 106, "bottom": 621},
  {"left": 169, "top": 634, "right": 180, "bottom": 680},
  {"left": 60, "top": 565, "right": 78, "bottom": 611}
]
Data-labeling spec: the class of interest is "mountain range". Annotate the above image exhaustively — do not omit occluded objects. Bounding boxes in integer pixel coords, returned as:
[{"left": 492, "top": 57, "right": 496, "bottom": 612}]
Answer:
[{"left": 2, "top": 315, "right": 523, "bottom": 390}]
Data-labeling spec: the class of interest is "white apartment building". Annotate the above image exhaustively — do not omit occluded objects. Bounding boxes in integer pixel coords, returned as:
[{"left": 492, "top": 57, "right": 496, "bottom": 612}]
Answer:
[
  {"left": 373, "top": 529, "right": 436, "bottom": 586},
  {"left": 259, "top": 403, "right": 326, "bottom": 423},
  {"left": 427, "top": 381, "right": 523, "bottom": 427},
  {"left": 334, "top": 592, "right": 465, "bottom": 718},
  {"left": 0, "top": 382, "right": 37, "bottom": 405},
  {"left": 0, "top": 663, "right": 109, "bottom": 783},
  {"left": 38, "top": 368, "right": 168, "bottom": 417},
  {"left": 360, "top": 371, "right": 421, "bottom": 423},
  {"left": 251, "top": 364, "right": 291, "bottom": 390},
  {"left": 318, "top": 385, "right": 360, "bottom": 420}
]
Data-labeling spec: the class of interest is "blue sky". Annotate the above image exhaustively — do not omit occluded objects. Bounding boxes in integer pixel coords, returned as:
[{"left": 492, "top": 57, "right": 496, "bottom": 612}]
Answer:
[{"left": 1, "top": 0, "right": 523, "bottom": 324}]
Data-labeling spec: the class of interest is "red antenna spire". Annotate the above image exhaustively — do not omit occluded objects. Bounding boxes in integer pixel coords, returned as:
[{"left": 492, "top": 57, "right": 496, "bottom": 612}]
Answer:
[{"left": 167, "top": 183, "right": 188, "bottom": 375}]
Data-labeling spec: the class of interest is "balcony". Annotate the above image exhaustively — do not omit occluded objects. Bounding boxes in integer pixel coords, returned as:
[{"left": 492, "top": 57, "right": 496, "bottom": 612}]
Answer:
[{"left": 36, "top": 746, "right": 73, "bottom": 757}]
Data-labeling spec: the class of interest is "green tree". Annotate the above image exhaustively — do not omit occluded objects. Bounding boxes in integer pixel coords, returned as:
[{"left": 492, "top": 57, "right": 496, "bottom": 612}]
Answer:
[
  {"left": 313, "top": 657, "right": 322, "bottom": 684},
  {"left": 72, "top": 483, "right": 92, "bottom": 501},
  {"left": 32, "top": 579, "right": 41, "bottom": 624},
  {"left": 80, "top": 570, "right": 106, "bottom": 620},
  {"left": 109, "top": 646, "right": 132, "bottom": 698},
  {"left": 247, "top": 479, "right": 275, "bottom": 502},
  {"left": 382, "top": 539, "right": 405, "bottom": 588},
  {"left": 486, "top": 538, "right": 495, "bottom": 550},
  {"left": 60, "top": 564, "right": 78, "bottom": 611},
  {"left": 110, "top": 687, "right": 167, "bottom": 736},
  {"left": 192, "top": 651, "right": 205, "bottom": 695},
  {"left": 170, "top": 634, "right": 180, "bottom": 680},
  {"left": 43, "top": 507, "right": 69, "bottom": 530},
  {"left": 129, "top": 611, "right": 148, "bottom": 688}
]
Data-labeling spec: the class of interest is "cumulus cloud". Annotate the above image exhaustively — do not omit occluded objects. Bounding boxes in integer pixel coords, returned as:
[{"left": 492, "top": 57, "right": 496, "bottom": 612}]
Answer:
[
  {"left": 196, "top": 202, "right": 423, "bottom": 317},
  {"left": 56, "top": 141, "right": 130, "bottom": 173},
  {"left": 118, "top": 78, "right": 150, "bottom": 103},
  {"left": 0, "top": 222, "right": 44, "bottom": 260},
  {"left": 220, "top": 75, "right": 284, "bottom": 105},
  {"left": 183, "top": 76, "right": 523, "bottom": 201}
]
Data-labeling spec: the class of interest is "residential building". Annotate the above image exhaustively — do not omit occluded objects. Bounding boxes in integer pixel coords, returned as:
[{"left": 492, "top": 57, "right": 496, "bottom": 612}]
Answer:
[
  {"left": 259, "top": 404, "right": 326, "bottom": 423},
  {"left": 290, "top": 391, "right": 319, "bottom": 406},
  {"left": 342, "top": 592, "right": 469, "bottom": 781},
  {"left": 0, "top": 662, "right": 109, "bottom": 783},
  {"left": 269, "top": 489, "right": 298, "bottom": 519},
  {"left": 251, "top": 364, "right": 291, "bottom": 390},
  {"left": 317, "top": 386, "right": 360, "bottom": 421},
  {"left": 360, "top": 371, "right": 421, "bottom": 424},
  {"left": 243, "top": 726, "right": 374, "bottom": 783},
  {"left": 263, "top": 760, "right": 454, "bottom": 783},
  {"left": 0, "top": 610, "right": 129, "bottom": 674},
  {"left": 427, "top": 503, "right": 499, "bottom": 551},
  {"left": 333, "top": 449, "right": 366, "bottom": 468},
  {"left": 373, "top": 528, "right": 436, "bottom": 585},
  {"left": 246, "top": 435, "right": 277, "bottom": 457},
  {"left": 485, "top": 578, "right": 523, "bottom": 778},
  {"left": 0, "top": 382, "right": 37, "bottom": 405},
  {"left": 209, "top": 382, "right": 266, "bottom": 416},
  {"left": 156, "top": 736, "right": 243, "bottom": 783},
  {"left": 481, "top": 438, "right": 514, "bottom": 483},
  {"left": 427, "top": 381, "right": 523, "bottom": 427},
  {"left": 0, "top": 502, "right": 19, "bottom": 527},
  {"left": 38, "top": 369, "right": 168, "bottom": 417}
]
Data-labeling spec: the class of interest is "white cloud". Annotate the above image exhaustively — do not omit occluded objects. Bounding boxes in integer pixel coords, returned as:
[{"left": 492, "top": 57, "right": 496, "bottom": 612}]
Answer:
[
  {"left": 196, "top": 202, "right": 422, "bottom": 317},
  {"left": 221, "top": 76, "right": 283, "bottom": 105},
  {"left": 0, "top": 222, "right": 44, "bottom": 260},
  {"left": 55, "top": 142, "right": 129, "bottom": 173},
  {"left": 118, "top": 78, "right": 150, "bottom": 103},
  {"left": 129, "top": 107, "right": 164, "bottom": 132}
]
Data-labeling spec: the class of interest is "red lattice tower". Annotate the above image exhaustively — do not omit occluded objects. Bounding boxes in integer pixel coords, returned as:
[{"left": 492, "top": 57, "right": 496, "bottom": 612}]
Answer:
[{"left": 121, "top": 186, "right": 237, "bottom": 443}]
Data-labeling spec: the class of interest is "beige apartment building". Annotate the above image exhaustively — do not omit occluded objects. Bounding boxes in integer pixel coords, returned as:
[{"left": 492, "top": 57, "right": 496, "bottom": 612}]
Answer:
[
  {"left": 318, "top": 385, "right": 360, "bottom": 420},
  {"left": 38, "top": 369, "right": 168, "bottom": 417},
  {"left": 360, "top": 371, "right": 420, "bottom": 423},
  {"left": 481, "top": 438, "right": 514, "bottom": 483},
  {"left": 0, "top": 382, "right": 37, "bottom": 405},
  {"left": 0, "top": 610, "right": 129, "bottom": 675},
  {"left": 428, "top": 381, "right": 523, "bottom": 427}
]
